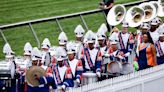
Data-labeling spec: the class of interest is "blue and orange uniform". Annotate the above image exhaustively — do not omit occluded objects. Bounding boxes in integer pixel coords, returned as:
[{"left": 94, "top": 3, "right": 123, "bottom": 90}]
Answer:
[{"left": 138, "top": 43, "right": 156, "bottom": 70}]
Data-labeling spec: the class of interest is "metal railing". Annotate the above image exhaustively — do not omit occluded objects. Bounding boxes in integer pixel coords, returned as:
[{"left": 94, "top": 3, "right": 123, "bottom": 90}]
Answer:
[
  {"left": 68, "top": 64, "right": 164, "bottom": 92},
  {"left": 0, "top": 0, "right": 149, "bottom": 49}
]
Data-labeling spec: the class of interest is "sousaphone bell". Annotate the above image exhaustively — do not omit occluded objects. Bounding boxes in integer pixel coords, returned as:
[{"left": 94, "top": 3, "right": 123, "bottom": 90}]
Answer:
[
  {"left": 125, "top": 6, "right": 145, "bottom": 27},
  {"left": 139, "top": 2, "right": 157, "bottom": 22},
  {"left": 107, "top": 4, "right": 126, "bottom": 26}
]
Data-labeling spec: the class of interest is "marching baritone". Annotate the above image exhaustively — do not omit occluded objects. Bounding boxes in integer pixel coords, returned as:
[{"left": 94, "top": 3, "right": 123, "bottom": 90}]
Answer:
[{"left": 26, "top": 47, "right": 51, "bottom": 92}]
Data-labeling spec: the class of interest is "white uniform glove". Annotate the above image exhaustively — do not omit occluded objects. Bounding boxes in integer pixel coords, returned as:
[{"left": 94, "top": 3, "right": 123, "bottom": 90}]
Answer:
[
  {"left": 96, "top": 72, "right": 101, "bottom": 78},
  {"left": 117, "top": 55, "right": 124, "bottom": 59},
  {"left": 76, "top": 79, "right": 80, "bottom": 84},
  {"left": 124, "top": 52, "right": 130, "bottom": 57},
  {"left": 61, "top": 85, "right": 66, "bottom": 91}
]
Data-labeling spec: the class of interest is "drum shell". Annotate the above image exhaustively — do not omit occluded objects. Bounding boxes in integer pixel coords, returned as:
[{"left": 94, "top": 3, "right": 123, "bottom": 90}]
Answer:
[
  {"left": 121, "top": 63, "right": 134, "bottom": 74},
  {"left": 107, "top": 61, "right": 123, "bottom": 74},
  {"left": 82, "top": 72, "right": 97, "bottom": 85}
]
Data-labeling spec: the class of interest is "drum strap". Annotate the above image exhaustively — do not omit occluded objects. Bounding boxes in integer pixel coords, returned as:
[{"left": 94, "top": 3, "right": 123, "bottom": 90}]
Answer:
[
  {"left": 54, "top": 67, "right": 62, "bottom": 85},
  {"left": 84, "top": 48, "right": 94, "bottom": 71},
  {"left": 113, "top": 50, "right": 120, "bottom": 61},
  {"left": 118, "top": 32, "right": 125, "bottom": 50},
  {"left": 155, "top": 41, "right": 164, "bottom": 57}
]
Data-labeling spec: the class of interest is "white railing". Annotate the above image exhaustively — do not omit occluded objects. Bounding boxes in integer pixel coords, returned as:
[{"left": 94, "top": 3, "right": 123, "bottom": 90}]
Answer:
[{"left": 68, "top": 64, "right": 164, "bottom": 92}]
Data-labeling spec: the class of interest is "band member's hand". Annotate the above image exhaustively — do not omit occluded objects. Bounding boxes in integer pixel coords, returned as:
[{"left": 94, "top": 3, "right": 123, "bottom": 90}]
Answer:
[
  {"left": 117, "top": 55, "right": 124, "bottom": 59},
  {"left": 76, "top": 79, "right": 80, "bottom": 84},
  {"left": 61, "top": 85, "right": 66, "bottom": 91},
  {"left": 119, "top": 51, "right": 125, "bottom": 57},
  {"left": 34, "top": 74, "right": 40, "bottom": 80},
  {"left": 96, "top": 72, "right": 101, "bottom": 78},
  {"left": 124, "top": 52, "right": 130, "bottom": 57}
]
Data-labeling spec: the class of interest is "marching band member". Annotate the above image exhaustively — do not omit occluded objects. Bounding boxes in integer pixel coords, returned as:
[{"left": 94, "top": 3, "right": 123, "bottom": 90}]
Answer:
[
  {"left": 17, "top": 42, "right": 33, "bottom": 92},
  {"left": 155, "top": 27, "right": 164, "bottom": 65},
  {"left": 74, "top": 24, "right": 85, "bottom": 59},
  {"left": 42, "top": 47, "right": 74, "bottom": 91},
  {"left": 1, "top": 43, "right": 17, "bottom": 92},
  {"left": 81, "top": 30, "right": 102, "bottom": 78},
  {"left": 23, "top": 42, "right": 33, "bottom": 68},
  {"left": 65, "top": 42, "right": 83, "bottom": 87},
  {"left": 137, "top": 32, "right": 157, "bottom": 70},
  {"left": 108, "top": 40, "right": 125, "bottom": 77},
  {"left": 97, "top": 26, "right": 108, "bottom": 73},
  {"left": 41, "top": 38, "right": 51, "bottom": 66},
  {"left": 26, "top": 47, "right": 50, "bottom": 92},
  {"left": 149, "top": 18, "right": 160, "bottom": 43},
  {"left": 117, "top": 22, "right": 134, "bottom": 61}
]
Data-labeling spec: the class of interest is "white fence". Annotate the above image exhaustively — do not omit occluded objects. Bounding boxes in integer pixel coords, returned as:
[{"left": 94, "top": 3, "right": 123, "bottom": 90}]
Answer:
[{"left": 68, "top": 64, "right": 164, "bottom": 92}]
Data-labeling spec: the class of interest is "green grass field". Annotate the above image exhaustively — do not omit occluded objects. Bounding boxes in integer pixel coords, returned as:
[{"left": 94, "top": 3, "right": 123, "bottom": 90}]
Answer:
[{"left": 0, "top": 0, "right": 161, "bottom": 59}]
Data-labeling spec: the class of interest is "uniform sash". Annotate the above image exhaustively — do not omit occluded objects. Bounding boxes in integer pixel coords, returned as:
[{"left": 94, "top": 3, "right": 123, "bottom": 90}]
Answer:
[
  {"left": 155, "top": 41, "right": 164, "bottom": 57},
  {"left": 84, "top": 48, "right": 94, "bottom": 71},
  {"left": 54, "top": 67, "right": 62, "bottom": 85},
  {"left": 118, "top": 32, "right": 125, "bottom": 49}
]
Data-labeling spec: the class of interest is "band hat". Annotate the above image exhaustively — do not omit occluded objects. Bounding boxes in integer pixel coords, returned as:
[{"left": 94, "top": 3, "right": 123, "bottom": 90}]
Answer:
[
  {"left": 74, "top": 24, "right": 85, "bottom": 37},
  {"left": 58, "top": 32, "right": 68, "bottom": 45},
  {"left": 31, "top": 47, "right": 42, "bottom": 61},
  {"left": 3, "top": 43, "right": 15, "bottom": 58},
  {"left": 24, "top": 42, "right": 32, "bottom": 55},
  {"left": 66, "top": 42, "right": 76, "bottom": 54},
  {"left": 41, "top": 38, "right": 51, "bottom": 49}
]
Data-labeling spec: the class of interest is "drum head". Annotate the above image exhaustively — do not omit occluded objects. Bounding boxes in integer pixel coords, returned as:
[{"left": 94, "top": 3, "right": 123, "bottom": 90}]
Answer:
[
  {"left": 26, "top": 66, "right": 46, "bottom": 86},
  {"left": 107, "top": 61, "right": 122, "bottom": 73}
]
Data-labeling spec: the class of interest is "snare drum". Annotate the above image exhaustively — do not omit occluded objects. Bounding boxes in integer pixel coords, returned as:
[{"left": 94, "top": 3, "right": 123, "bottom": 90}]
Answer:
[
  {"left": 107, "top": 61, "right": 122, "bottom": 74},
  {"left": 82, "top": 72, "right": 97, "bottom": 85},
  {"left": 121, "top": 62, "right": 134, "bottom": 74}
]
